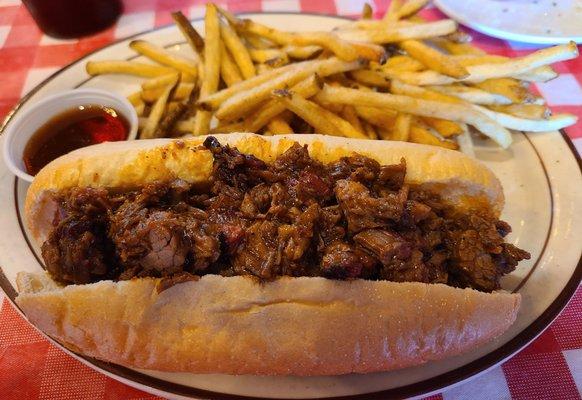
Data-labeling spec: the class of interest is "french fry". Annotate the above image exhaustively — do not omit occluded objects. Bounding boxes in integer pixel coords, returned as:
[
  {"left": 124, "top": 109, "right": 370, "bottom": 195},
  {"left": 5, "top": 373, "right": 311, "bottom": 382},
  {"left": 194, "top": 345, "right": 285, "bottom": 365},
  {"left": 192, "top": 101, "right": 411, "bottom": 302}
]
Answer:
[
  {"left": 198, "top": 62, "right": 298, "bottom": 110},
  {"left": 336, "top": 20, "right": 458, "bottom": 43},
  {"left": 350, "top": 70, "right": 391, "bottom": 88},
  {"left": 172, "top": 11, "right": 205, "bottom": 57},
  {"left": 244, "top": 74, "right": 323, "bottom": 132},
  {"left": 362, "top": 3, "right": 373, "bottom": 19},
  {"left": 443, "top": 30, "right": 472, "bottom": 44},
  {"left": 383, "top": 0, "right": 402, "bottom": 22},
  {"left": 452, "top": 54, "right": 508, "bottom": 66},
  {"left": 255, "top": 63, "right": 273, "bottom": 74},
  {"left": 141, "top": 75, "right": 179, "bottom": 139},
  {"left": 129, "top": 40, "right": 199, "bottom": 77},
  {"left": 141, "top": 82, "right": 194, "bottom": 102},
  {"left": 272, "top": 90, "right": 340, "bottom": 136},
  {"left": 391, "top": 113, "right": 411, "bottom": 141},
  {"left": 473, "top": 105, "right": 577, "bottom": 132},
  {"left": 472, "top": 78, "right": 542, "bottom": 104},
  {"left": 193, "top": 3, "right": 221, "bottom": 135},
  {"left": 174, "top": 118, "right": 196, "bottom": 133},
  {"left": 289, "top": 33, "right": 386, "bottom": 62},
  {"left": 142, "top": 73, "right": 196, "bottom": 90},
  {"left": 361, "top": 121, "right": 377, "bottom": 139},
  {"left": 426, "top": 84, "right": 513, "bottom": 105},
  {"left": 376, "top": 127, "right": 392, "bottom": 140},
  {"left": 390, "top": 79, "right": 461, "bottom": 104},
  {"left": 86, "top": 61, "right": 175, "bottom": 78},
  {"left": 267, "top": 117, "right": 294, "bottom": 134},
  {"left": 392, "top": 0, "right": 430, "bottom": 20},
  {"left": 421, "top": 116, "right": 463, "bottom": 137},
  {"left": 336, "top": 19, "right": 412, "bottom": 30},
  {"left": 283, "top": 45, "right": 323, "bottom": 59},
  {"left": 341, "top": 105, "right": 366, "bottom": 136},
  {"left": 515, "top": 66, "right": 558, "bottom": 82},
  {"left": 209, "top": 121, "right": 246, "bottom": 134},
  {"left": 400, "top": 39, "right": 469, "bottom": 78},
  {"left": 316, "top": 85, "right": 512, "bottom": 147},
  {"left": 220, "top": 42, "right": 243, "bottom": 87},
  {"left": 245, "top": 32, "right": 276, "bottom": 49},
  {"left": 488, "top": 104, "right": 551, "bottom": 120},
  {"left": 237, "top": 18, "right": 386, "bottom": 63},
  {"left": 313, "top": 96, "right": 345, "bottom": 114},
  {"left": 134, "top": 102, "right": 145, "bottom": 117},
  {"left": 213, "top": 58, "right": 365, "bottom": 121},
  {"left": 249, "top": 48, "right": 286, "bottom": 63},
  {"left": 127, "top": 91, "right": 144, "bottom": 107},
  {"left": 156, "top": 102, "right": 188, "bottom": 138},
  {"left": 387, "top": 42, "right": 579, "bottom": 85},
  {"left": 456, "top": 123, "right": 475, "bottom": 157},
  {"left": 273, "top": 89, "right": 367, "bottom": 139},
  {"left": 430, "top": 38, "right": 486, "bottom": 55},
  {"left": 220, "top": 21, "right": 256, "bottom": 79},
  {"left": 354, "top": 106, "right": 398, "bottom": 128},
  {"left": 410, "top": 122, "right": 459, "bottom": 150},
  {"left": 381, "top": 55, "right": 425, "bottom": 72}
]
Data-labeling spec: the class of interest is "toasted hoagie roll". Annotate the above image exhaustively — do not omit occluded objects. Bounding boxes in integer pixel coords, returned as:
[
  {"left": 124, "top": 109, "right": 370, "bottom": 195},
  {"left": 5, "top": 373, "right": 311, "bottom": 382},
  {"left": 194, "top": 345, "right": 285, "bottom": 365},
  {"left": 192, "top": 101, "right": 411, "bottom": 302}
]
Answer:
[{"left": 17, "top": 133, "right": 525, "bottom": 376}]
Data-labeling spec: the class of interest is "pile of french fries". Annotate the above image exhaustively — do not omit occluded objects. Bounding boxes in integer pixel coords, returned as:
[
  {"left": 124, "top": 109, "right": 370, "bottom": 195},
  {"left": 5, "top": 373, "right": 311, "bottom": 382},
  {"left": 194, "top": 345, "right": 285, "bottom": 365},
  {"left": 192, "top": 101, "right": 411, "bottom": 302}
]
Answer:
[{"left": 85, "top": 0, "right": 579, "bottom": 152}]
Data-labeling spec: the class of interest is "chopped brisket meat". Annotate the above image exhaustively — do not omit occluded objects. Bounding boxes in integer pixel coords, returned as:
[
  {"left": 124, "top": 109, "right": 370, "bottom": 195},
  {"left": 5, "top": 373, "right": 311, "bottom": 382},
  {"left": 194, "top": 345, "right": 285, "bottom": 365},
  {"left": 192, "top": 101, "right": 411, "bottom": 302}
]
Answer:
[{"left": 42, "top": 137, "right": 530, "bottom": 292}]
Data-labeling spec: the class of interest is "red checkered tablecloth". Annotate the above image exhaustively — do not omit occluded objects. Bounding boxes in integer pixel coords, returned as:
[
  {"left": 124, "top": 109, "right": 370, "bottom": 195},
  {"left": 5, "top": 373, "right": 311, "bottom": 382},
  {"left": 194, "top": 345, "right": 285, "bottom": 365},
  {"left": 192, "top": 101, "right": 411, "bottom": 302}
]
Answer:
[{"left": 0, "top": 1, "right": 580, "bottom": 399}]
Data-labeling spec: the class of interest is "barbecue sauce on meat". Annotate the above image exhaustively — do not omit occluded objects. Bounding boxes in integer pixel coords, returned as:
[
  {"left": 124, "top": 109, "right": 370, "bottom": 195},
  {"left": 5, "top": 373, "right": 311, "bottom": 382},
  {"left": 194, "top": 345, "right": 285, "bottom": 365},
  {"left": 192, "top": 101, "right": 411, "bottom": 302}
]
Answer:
[{"left": 41, "top": 137, "right": 530, "bottom": 292}]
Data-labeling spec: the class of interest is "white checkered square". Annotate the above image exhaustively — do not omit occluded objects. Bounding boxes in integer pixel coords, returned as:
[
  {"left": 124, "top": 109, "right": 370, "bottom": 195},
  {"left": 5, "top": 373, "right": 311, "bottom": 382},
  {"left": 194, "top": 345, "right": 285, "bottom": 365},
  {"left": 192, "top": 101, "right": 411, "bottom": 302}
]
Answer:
[
  {"left": 39, "top": 34, "right": 77, "bottom": 46},
  {"left": 535, "top": 74, "right": 582, "bottom": 106},
  {"left": 334, "top": 0, "right": 371, "bottom": 16},
  {"left": 564, "top": 349, "right": 582, "bottom": 394},
  {"left": 442, "top": 366, "right": 511, "bottom": 400},
  {"left": 114, "top": 11, "right": 155, "bottom": 40},
  {"left": 189, "top": 5, "right": 207, "bottom": 20},
  {"left": 261, "top": 0, "right": 301, "bottom": 12},
  {"left": 0, "top": 25, "right": 10, "bottom": 48},
  {"left": 21, "top": 67, "right": 59, "bottom": 97}
]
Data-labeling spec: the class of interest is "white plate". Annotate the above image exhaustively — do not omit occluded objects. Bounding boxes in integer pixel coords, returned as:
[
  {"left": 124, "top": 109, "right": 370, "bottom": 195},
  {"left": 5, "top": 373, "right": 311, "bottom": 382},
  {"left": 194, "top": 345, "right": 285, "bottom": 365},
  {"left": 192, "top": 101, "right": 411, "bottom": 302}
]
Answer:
[
  {"left": 434, "top": 0, "right": 582, "bottom": 44},
  {"left": 0, "top": 12, "right": 581, "bottom": 400}
]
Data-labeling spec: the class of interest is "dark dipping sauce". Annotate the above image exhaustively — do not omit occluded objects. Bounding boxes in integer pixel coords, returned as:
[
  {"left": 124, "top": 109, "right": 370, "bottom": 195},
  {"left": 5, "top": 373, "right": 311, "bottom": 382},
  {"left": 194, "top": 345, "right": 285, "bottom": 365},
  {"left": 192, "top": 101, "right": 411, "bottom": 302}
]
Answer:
[{"left": 23, "top": 105, "right": 129, "bottom": 176}]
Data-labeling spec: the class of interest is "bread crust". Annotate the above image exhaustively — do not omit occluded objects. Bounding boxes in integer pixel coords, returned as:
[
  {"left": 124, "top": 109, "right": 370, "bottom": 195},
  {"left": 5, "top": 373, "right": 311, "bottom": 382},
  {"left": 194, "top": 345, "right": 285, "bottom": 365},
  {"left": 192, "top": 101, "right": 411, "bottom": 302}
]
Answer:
[
  {"left": 16, "top": 272, "right": 520, "bottom": 375},
  {"left": 25, "top": 133, "right": 503, "bottom": 243}
]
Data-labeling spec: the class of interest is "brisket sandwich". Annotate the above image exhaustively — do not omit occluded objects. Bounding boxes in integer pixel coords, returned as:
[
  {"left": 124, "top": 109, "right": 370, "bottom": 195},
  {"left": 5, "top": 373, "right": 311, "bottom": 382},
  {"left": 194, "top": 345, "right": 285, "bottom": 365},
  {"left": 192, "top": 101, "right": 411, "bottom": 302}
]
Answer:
[{"left": 16, "top": 133, "right": 529, "bottom": 375}]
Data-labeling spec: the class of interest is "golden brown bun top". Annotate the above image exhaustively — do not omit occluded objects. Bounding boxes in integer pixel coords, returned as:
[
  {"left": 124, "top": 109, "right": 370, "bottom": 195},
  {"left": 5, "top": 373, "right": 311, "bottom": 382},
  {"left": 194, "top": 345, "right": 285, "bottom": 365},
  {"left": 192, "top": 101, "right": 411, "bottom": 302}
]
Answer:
[{"left": 25, "top": 133, "right": 503, "bottom": 243}]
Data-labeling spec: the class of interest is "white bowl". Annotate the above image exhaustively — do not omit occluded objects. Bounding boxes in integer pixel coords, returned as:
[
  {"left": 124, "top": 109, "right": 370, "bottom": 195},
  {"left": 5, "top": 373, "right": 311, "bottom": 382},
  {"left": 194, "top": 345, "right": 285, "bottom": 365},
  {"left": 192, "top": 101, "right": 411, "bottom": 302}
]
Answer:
[{"left": 2, "top": 89, "right": 138, "bottom": 183}]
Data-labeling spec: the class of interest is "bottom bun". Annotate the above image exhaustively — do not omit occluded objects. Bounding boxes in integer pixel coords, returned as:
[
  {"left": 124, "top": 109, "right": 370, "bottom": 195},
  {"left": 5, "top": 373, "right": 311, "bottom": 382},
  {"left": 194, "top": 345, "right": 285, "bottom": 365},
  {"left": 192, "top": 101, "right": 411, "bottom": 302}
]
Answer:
[{"left": 16, "top": 272, "right": 519, "bottom": 376}]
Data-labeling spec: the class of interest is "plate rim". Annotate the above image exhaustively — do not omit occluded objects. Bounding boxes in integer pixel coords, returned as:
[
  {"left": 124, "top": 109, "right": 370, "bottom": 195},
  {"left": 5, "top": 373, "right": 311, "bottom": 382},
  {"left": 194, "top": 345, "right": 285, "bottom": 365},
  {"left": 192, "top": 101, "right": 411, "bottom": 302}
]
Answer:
[{"left": 0, "top": 11, "right": 581, "bottom": 400}]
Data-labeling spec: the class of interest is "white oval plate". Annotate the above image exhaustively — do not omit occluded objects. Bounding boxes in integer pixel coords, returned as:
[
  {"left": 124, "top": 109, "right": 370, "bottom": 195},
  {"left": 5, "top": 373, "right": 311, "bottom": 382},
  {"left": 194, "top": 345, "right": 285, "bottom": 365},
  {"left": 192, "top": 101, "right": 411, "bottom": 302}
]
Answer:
[
  {"left": 434, "top": 0, "right": 582, "bottom": 44},
  {"left": 0, "top": 12, "right": 581, "bottom": 400}
]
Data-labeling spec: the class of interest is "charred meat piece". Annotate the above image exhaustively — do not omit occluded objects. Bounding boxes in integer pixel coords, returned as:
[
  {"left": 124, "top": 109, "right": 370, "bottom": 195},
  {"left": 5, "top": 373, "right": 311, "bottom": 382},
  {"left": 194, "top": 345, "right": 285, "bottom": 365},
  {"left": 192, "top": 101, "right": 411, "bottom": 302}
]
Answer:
[
  {"left": 321, "top": 242, "right": 377, "bottom": 279},
  {"left": 42, "top": 216, "right": 113, "bottom": 284},
  {"left": 335, "top": 180, "right": 407, "bottom": 234},
  {"left": 328, "top": 155, "right": 381, "bottom": 184},
  {"left": 353, "top": 229, "right": 412, "bottom": 264},
  {"left": 110, "top": 209, "right": 189, "bottom": 277},
  {"left": 231, "top": 220, "right": 280, "bottom": 279}
]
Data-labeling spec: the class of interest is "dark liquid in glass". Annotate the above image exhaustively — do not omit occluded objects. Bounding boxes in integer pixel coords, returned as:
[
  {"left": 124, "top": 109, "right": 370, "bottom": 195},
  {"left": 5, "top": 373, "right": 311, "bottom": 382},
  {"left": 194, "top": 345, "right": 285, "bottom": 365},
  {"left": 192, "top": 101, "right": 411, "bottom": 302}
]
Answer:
[{"left": 22, "top": 0, "right": 123, "bottom": 39}]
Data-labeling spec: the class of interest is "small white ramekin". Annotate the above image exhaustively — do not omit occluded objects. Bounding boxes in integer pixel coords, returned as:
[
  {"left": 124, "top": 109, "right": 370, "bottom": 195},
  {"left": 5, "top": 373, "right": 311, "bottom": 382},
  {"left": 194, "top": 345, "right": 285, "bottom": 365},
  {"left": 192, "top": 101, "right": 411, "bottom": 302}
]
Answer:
[{"left": 2, "top": 89, "right": 138, "bottom": 183}]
